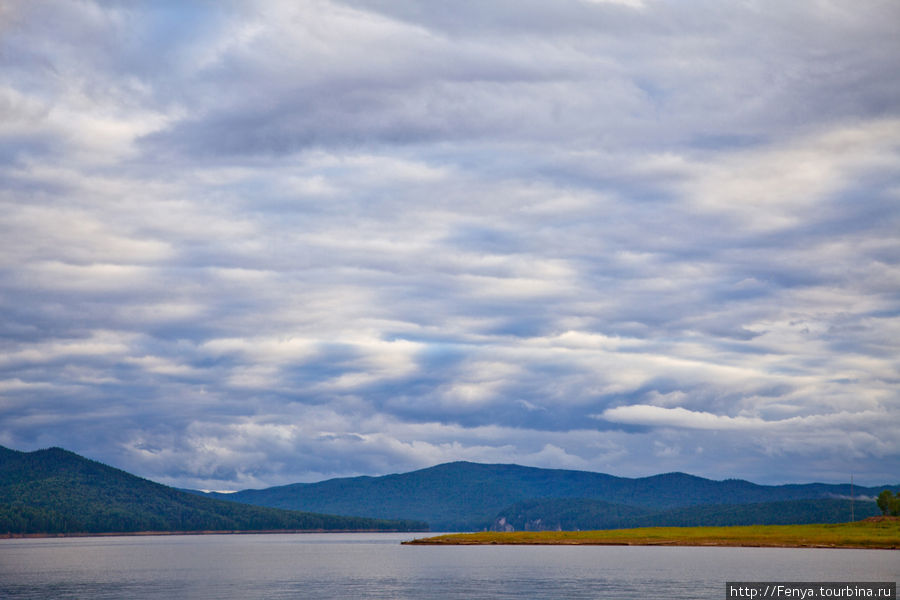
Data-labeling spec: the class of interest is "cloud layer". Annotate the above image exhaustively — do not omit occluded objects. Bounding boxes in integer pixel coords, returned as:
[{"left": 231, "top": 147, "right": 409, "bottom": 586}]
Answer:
[{"left": 1, "top": 0, "right": 899, "bottom": 488}]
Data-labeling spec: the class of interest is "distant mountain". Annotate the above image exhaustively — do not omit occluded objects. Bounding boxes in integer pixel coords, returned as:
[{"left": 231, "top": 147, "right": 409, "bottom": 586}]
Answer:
[
  {"left": 204, "top": 461, "right": 897, "bottom": 531},
  {"left": 0, "top": 446, "right": 426, "bottom": 535},
  {"left": 490, "top": 497, "right": 882, "bottom": 531}
]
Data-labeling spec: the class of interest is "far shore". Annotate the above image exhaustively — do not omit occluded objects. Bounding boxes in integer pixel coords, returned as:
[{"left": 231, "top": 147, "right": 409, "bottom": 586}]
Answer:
[
  {"left": 1, "top": 528, "right": 428, "bottom": 540},
  {"left": 404, "top": 519, "right": 900, "bottom": 550}
]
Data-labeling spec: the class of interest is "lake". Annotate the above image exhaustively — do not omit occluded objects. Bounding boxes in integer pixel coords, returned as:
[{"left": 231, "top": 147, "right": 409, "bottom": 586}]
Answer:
[{"left": 0, "top": 532, "right": 896, "bottom": 599}]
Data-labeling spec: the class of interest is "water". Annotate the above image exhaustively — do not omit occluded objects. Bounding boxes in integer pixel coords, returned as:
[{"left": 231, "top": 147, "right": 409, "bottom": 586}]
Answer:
[{"left": 0, "top": 533, "right": 896, "bottom": 599}]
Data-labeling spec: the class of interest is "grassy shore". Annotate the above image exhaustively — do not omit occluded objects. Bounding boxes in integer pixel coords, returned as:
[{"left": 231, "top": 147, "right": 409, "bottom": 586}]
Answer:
[{"left": 404, "top": 519, "right": 900, "bottom": 549}]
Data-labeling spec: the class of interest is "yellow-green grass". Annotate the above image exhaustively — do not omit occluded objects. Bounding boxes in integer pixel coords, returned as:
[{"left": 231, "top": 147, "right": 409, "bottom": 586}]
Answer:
[{"left": 405, "top": 520, "right": 900, "bottom": 549}]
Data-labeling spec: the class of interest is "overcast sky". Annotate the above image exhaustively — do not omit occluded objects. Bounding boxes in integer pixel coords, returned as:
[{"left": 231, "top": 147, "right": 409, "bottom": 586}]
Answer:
[{"left": 1, "top": 0, "right": 899, "bottom": 490}]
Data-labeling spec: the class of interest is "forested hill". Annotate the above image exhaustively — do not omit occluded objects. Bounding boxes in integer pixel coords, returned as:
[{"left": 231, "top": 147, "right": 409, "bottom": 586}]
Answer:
[
  {"left": 0, "top": 446, "right": 426, "bottom": 535},
  {"left": 489, "top": 497, "right": 882, "bottom": 532},
  {"left": 205, "top": 461, "right": 897, "bottom": 531}
]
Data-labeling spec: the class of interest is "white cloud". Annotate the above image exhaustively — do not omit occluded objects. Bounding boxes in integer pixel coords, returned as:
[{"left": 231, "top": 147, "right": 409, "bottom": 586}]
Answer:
[
  {"left": 683, "top": 119, "right": 900, "bottom": 231},
  {"left": 600, "top": 405, "right": 780, "bottom": 430}
]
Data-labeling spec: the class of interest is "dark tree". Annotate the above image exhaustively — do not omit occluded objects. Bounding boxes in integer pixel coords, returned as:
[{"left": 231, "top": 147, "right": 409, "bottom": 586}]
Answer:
[{"left": 876, "top": 490, "right": 900, "bottom": 516}]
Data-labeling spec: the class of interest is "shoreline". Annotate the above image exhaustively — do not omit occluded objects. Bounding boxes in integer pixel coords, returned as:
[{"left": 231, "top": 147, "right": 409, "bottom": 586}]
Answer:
[
  {"left": 1, "top": 528, "right": 429, "bottom": 540},
  {"left": 404, "top": 539, "right": 897, "bottom": 550}
]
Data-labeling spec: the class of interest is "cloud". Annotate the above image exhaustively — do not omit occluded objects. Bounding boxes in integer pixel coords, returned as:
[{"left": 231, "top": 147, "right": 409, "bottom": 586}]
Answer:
[
  {"left": 600, "top": 404, "right": 813, "bottom": 431},
  {"left": 0, "top": 0, "right": 898, "bottom": 488}
]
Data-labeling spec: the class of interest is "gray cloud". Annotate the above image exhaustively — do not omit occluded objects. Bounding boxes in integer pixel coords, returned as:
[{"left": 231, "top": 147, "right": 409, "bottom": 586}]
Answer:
[{"left": 0, "top": 0, "right": 898, "bottom": 489}]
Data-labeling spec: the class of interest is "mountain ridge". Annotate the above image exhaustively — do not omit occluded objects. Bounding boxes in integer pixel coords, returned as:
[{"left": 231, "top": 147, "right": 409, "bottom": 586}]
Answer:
[
  {"left": 203, "top": 460, "right": 897, "bottom": 531},
  {"left": 4, "top": 445, "right": 894, "bottom": 534},
  {"left": 0, "top": 445, "right": 427, "bottom": 535}
]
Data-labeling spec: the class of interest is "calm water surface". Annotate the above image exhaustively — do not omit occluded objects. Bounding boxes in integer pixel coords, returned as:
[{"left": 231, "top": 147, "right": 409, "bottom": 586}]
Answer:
[{"left": 0, "top": 532, "right": 896, "bottom": 599}]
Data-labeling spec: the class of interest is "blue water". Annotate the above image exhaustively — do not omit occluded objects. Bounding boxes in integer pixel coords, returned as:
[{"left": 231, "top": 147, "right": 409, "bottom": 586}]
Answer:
[{"left": 0, "top": 533, "right": 896, "bottom": 599}]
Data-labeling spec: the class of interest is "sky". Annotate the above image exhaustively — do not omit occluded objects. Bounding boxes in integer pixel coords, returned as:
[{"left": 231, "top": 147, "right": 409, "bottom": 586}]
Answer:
[{"left": 1, "top": 0, "right": 899, "bottom": 491}]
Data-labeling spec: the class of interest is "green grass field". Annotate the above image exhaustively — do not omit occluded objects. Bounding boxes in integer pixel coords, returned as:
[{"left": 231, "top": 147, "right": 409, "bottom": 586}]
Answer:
[{"left": 405, "top": 519, "right": 900, "bottom": 549}]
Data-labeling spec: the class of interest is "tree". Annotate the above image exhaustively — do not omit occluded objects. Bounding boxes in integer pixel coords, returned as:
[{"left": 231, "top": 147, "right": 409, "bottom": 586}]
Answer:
[{"left": 876, "top": 490, "right": 900, "bottom": 516}]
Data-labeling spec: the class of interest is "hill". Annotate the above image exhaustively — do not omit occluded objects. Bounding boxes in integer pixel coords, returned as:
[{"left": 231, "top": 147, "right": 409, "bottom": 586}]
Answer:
[
  {"left": 205, "top": 461, "right": 897, "bottom": 531},
  {"left": 0, "top": 446, "right": 426, "bottom": 535}
]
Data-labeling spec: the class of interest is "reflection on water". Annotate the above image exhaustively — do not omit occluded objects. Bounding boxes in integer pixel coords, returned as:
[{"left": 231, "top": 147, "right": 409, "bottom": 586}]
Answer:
[{"left": 1, "top": 533, "right": 897, "bottom": 599}]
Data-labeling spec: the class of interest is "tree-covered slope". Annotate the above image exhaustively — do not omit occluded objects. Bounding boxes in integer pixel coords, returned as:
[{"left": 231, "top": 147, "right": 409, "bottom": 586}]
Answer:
[
  {"left": 631, "top": 498, "right": 882, "bottom": 527},
  {"left": 0, "top": 446, "right": 426, "bottom": 535},
  {"left": 489, "top": 497, "right": 882, "bottom": 531},
  {"left": 490, "top": 498, "right": 653, "bottom": 531},
  {"left": 207, "top": 461, "right": 897, "bottom": 531}
]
